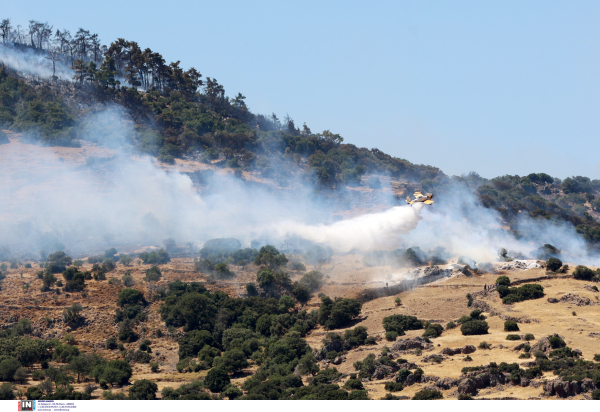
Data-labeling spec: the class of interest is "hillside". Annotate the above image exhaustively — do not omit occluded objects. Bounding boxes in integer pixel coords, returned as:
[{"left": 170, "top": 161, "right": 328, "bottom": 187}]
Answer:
[{"left": 1, "top": 17, "right": 600, "bottom": 402}]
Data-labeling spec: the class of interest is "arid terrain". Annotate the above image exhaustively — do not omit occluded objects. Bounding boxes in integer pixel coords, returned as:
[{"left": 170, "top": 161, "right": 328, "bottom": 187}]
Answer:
[{"left": 1, "top": 251, "right": 598, "bottom": 399}]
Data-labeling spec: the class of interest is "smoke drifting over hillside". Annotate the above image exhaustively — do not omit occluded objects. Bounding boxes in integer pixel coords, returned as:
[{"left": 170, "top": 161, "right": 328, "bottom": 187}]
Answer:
[
  {"left": 0, "top": 43, "right": 74, "bottom": 80},
  {"left": 0, "top": 109, "right": 598, "bottom": 266}
]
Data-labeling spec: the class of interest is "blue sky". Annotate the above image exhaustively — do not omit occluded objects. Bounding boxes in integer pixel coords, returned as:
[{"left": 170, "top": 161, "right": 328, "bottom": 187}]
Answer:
[{"left": 4, "top": 1, "right": 600, "bottom": 179}]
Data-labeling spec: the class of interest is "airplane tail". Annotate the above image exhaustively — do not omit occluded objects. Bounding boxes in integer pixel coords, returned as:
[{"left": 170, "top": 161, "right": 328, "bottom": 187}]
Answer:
[{"left": 405, "top": 196, "right": 413, "bottom": 204}]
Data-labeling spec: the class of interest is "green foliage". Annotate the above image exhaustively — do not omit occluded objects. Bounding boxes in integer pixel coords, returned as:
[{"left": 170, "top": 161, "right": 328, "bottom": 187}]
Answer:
[
  {"left": 62, "top": 303, "right": 84, "bottom": 325},
  {"left": 385, "top": 331, "right": 398, "bottom": 341},
  {"left": 423, "top": 323, "right": 443, "bottom": 339},
  {"left": 549, "top": 335, "right": 566, "bottom": 349},
  {"left": 46, "top": 251, "right": 72, "bottom": 274},
  {"left": 479, "top": 341, "right": 491, "bottom": 349},
  {"left": 254, "top": 245, "right": 288, "bottom": 268},
  {"left": 118, "top": 320, "right": 138, "bottom": 343},
  {"left": 106, "top": 337, "right": 118, "bottom": 350},
  {"left": 214, "top": 349, "right": 249, "bottom": 373},
  {"left": 117, "top": 288, "right": 147, "bottom": 307},
  {"left": 496, "top": 275, "right": 510, "bottom": 286},
  {"left": 460, "top": 320, "right": 489, "bottom": 336},
  {"left": 53, "top": 343, "right": 80, "bottom": 363},
  {"left": 546, "top": 257, "right": 563, "bottom": 272},
  {"left": 205, "top": 368, "right": 230, "bottom": 393},
  {"left": 498, "top": 283, "right": 544, "bottom": 304},
  {"left": 0, "top": 336, "right": 52, "bottom": 366},
  {"left": 0, "top": 357, "right": 21, "bottom": 381},
  {"left": 299, "top": 270, "right": 325, "bottom": 292},
  {"left": 573, "top": 265, "right": 594, "bottom": 281},
  {"left": 0, "top": 382, "right": 15, "bottom": 400},
  {"left": 382, "top": 314, "right": 423, "bottom": 335},
  {"left": 256, "top": 268, "right": 275, "bottom": 287},
  {"left": 128, "top": 379, "right": 158, "bottom": 399},
  {"left": 178, "top": 330, "right": 215, "bottom": 360},
  {"left": 119, "top": 254, "right": 132, "bottom": 266},
  {"left": 289, "top": 261, "right": 306, "bottom": 271},
  {"left": 120, "top": 272, "right": 134, "bottom": 287},
  {"left": 144, "top": 266, "right": 162, "bottom": 282},
  {"left": 92, "top": 359, "right": 133, "bottom": 387},
  {"left": 384, "top": 381, "right": 404, "bottom": 392},
  {"left": 506, "top": 334, "right": 521, "bottom": 341},
  {"left": 318, "top": 296, "right": 362, "bottom": 330},
  {"left": 412, "top": 389, "right": 443, "bottom": 400},
  {"left": 138, "top": 249, "right": 170, "bottom": 265},
  {"left": 446, "top": 321, "right": 457, "bottom": 329},
  {"left": 504, "top": 320, "right": 519, "bottom": 332}
]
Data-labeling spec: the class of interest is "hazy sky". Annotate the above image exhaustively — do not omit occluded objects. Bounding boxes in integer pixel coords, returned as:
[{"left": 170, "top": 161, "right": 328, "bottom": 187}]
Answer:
[{"left": 4, "top": 1, "right": 600, "bottom": 179}]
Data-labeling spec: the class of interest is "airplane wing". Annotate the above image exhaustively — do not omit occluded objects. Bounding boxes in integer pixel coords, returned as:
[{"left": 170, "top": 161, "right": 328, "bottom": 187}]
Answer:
[
  {"left": 424, "top": 200, "right": 434, "bottom": 205},
  {"left": 413, "top": 192, "right": 423, "bottom": 197},
  {"left": 405, "top": 196, "right": 414, "bottom": 204}
]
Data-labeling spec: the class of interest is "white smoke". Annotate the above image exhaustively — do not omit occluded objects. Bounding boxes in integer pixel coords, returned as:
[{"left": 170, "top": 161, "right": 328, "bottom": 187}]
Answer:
[{"left": 0, "top": 43, "right": 74, "bottom": 80}]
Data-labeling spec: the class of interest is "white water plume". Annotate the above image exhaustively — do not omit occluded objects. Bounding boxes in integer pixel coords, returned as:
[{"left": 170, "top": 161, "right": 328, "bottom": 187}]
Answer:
[{"left": 274, "top": 203, "right": 425, "bottom": 253}]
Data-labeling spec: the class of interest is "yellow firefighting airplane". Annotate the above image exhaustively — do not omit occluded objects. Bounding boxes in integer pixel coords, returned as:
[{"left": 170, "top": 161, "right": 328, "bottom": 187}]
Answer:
[{"left": 405, "top": 192, "right": 434, "bottom": 205}]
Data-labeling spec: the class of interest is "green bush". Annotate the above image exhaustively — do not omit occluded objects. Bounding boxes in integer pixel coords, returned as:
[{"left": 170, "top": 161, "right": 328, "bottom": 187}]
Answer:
[
  {"left": 457, "top": 315, "right": 471, "bottom": 324},
  {"left": 128, "top": 379, "right": 158, "bottom": 400},
  {"left": 412, "top": 389, "right": 443, "bottom": 400},
  {"left": 205, "top": 368, "right": 230, "bottom": 393},
  {"left": 446, "top": 321, "right": 457, "bottom": 329},
  {"left": 496, "top": 275, "right": 510, "bottom": 286},
  {"left": 549, "top": 335, "right": 566, "bottom": 349},
  {"left": 318, "top": 296, "right": 362, "bottom": 330},
  {"left": 0, "top": 382, "right": 15, "bottom": 400},
  {"left": 546, "top": 257, "right": 563, "bottom": 272},
  {"left": 524, "top": 334, "right": 535, "bottom": 341},
  {"left": 479, "top": 341, "right": 490, "bottom": 349},
  {"left": 504, "top": 320, "right": 519, "bottom": 332},
  {"left": 423, "top": 323, "right": 443, "bottom": 338},
  {"left": 460, "top": 320, "right": 489, "bottom": 336},
  {"left": 288, "top": 261, "right": 306, "bottom": 271},
  {"left": 138, "top": 249, "right": 170, "bottom": 265},
  {"left": 573, "top": 265, "right": 594, "bottom": 281},
  {"left": 592, "top": 389, "right": 600, "bottom": 400},
  {"left": 145, "top": 266, "right": 162, "bottom": 282},
  {"left": 117, "top": 288, "right": 147, "bottom": 307},
  {"left": 382, "top": 314, "right": 423, "bottom": 335},
  {"left": 500, "top": 284, "right": 544, "bottom": 304},
  {"left": 384, "top": 381, "right": 404, "bottom": 392},
  {"left": 385, "top": 331, "right": 398, "bottom": 341},
  {"left": 106, "top": 336, "right": 118, "bottom": 350},
  {"left": 0, "top": 358, "right": 21, "bottom": 381},
  {"left": 458, "top": 394, "right": 473, "bottom": 400},
  {"left": 506, "top": 334, "right": 521, "bottom": 341}
]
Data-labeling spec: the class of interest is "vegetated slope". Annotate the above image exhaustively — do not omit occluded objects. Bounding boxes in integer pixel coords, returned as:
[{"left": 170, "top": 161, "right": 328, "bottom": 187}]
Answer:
[
  {"left": 1, "top": 18, "right": 600, "bottom": 248},
  {"left": 1, "top": 249, "right": 599, "bottom": 400}
]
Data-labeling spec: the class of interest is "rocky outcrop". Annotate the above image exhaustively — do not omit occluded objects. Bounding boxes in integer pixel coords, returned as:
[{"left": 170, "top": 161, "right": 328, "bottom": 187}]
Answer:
[
  {"left": 547, "top": 297, "right": 559, "bottom": 303},
  {"left": 371, "top": 365, "right": 396, "bottom": 380},
  {"left": 470, "top": 300, "right": 491, "bottom": 312},
  {"left": 435, "top": 377, "right": 459, "bottom": 390},
  {"left": 462, "top": 345, "right": 476, "bottom": 354},
  {"left": 391, "top": 336, "right": 430, "bottom": 351},
  {"left": 560, "top": 294, "right": 593, "bottom": 306},
  {"left": 530, "top": 333, "right": 564, "bottom": 354},
  {"left": 441, "top": 347, "right": 461, "bottom": 356},
  {"left": 422, "top": 354, "right": 444, "bottom": 363},
  {"left": 499, "top": 314, "right": 538, "bottom": 323},
  {"left": 542, "top": 378, "right": 599, "bottom": 398},
  {"left": 440, "top": 345, "right": 476, "bottom": 356},
  {"left": 396, "top": 362, "right": 417, "bottom": 370},
  {"left": 458, "top": 372, "right": 508, "bottom": 395}
]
